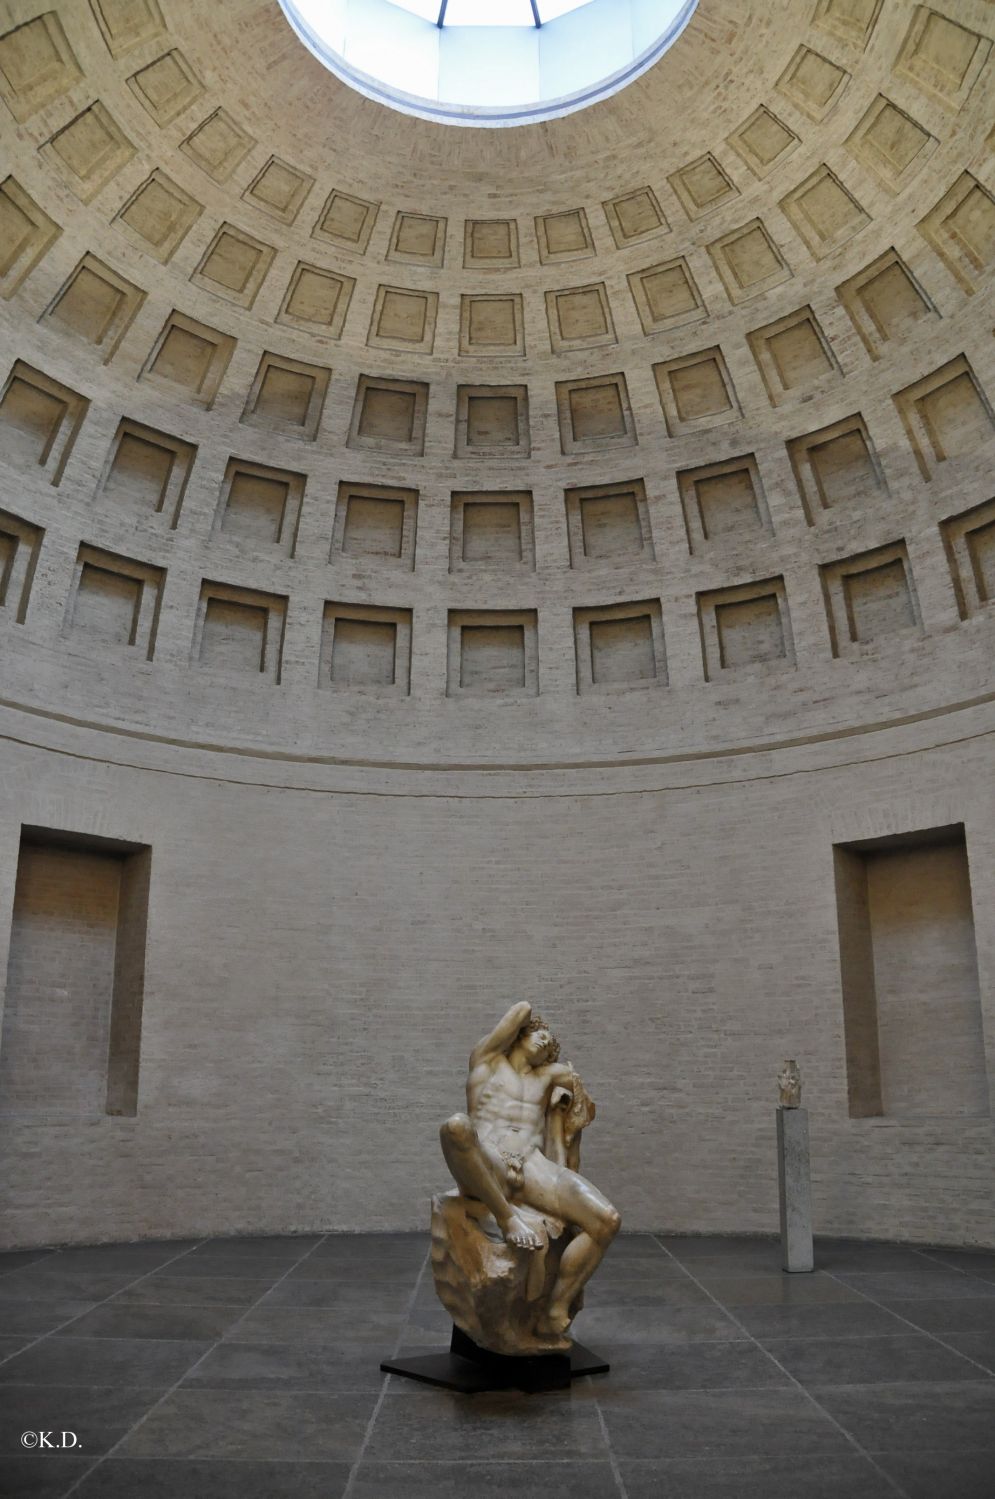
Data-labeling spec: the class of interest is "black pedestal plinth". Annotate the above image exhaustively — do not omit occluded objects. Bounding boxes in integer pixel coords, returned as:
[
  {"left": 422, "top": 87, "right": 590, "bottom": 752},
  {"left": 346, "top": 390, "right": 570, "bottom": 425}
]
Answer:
[{"left": 380, "top": 1323, "right": 610, "bottom": 1393}]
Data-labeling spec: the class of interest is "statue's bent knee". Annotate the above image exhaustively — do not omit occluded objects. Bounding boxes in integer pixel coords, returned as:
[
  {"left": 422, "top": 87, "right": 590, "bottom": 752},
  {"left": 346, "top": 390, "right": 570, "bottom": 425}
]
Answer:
[
  {"left": 441, "top": 1112, "right": 474, "bottom": 1149},
  {"left": 598, "top": 1206, "right": 622, "bottom": 1243}
]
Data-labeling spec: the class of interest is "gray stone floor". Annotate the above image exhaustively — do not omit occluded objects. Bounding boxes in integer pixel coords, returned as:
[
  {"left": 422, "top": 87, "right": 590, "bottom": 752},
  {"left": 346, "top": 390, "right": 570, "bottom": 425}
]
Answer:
[{"left": 1, "top": 1231, "right": 994, "bottom": 1498}]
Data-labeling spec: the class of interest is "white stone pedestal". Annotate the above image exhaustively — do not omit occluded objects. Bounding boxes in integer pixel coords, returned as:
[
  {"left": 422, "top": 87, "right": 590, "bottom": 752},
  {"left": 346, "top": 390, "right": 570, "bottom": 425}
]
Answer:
[{"left": 777, "top": 1106, "right": 813, "bottom": 1273}]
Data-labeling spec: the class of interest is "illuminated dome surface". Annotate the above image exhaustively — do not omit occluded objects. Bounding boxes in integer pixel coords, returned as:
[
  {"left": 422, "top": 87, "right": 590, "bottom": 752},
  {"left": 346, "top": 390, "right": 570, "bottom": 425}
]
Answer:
[{"left": 280, "top": 0, "right": 698, "bottom": 125}]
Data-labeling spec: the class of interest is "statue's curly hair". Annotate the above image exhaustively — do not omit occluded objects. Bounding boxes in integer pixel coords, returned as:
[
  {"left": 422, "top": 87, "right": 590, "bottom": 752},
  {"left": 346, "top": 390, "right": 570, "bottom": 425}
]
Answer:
[{"left": 522, "top": 1013, "right": 561, "bottom": 1063}]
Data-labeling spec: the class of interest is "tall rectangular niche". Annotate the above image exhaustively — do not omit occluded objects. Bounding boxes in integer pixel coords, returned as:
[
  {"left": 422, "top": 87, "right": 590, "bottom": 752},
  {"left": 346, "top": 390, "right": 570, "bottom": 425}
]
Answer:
[
  {"left": 834, "top": 827, "right": 988, "bottom": 1119},
  {"left": 0, "top": 829, "right": 151, "bottom": 1118}
]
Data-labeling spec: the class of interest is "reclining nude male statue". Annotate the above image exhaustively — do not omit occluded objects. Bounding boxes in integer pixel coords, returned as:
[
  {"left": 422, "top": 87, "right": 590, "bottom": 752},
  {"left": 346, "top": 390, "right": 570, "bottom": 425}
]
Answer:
[{"left": 432, "top": 1001, "right": 621, "bottom": 1356}]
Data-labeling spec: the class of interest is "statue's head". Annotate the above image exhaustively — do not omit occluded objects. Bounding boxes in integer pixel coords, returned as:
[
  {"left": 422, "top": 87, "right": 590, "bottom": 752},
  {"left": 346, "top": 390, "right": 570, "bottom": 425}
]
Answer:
[{"left": 519, "top": 1014, "right": 560, "bottom": 1066}]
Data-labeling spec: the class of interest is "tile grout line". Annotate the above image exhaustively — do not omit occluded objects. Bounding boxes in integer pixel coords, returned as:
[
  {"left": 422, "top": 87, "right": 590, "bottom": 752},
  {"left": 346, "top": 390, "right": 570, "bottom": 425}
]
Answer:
[
  {"left": 592, "top": 1395, "right": 630, "bottom": 1499},
  {"left": 57, "top": 1234, "right": 331, "bottom": 1499},
  {"left": 341, "top": 1242, "right": 433, "bottom": 1499},
  {"left": 649, "top": 1236, "right": 914, "bottom": 1499},
  {"left": 911, "top": 1247, "right": 994, "bottom": 1274},
  {"left": 0, "top": 1237, "right": 212, "bottom": 1371},
  {"left": 819, "top": 1265, "right": 995, "bottom": 1380}
]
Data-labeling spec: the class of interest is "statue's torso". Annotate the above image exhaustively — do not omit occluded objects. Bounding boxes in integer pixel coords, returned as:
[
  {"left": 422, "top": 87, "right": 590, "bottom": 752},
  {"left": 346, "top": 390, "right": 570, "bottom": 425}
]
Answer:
[{"left": 468, "top": 1056, "right": 555, "bottom": 1157}]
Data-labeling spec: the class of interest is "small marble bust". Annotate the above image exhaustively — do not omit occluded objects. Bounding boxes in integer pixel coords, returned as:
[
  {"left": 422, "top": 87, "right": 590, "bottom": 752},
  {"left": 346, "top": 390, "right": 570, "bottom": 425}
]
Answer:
[{"left": 778, "top": 1059, "right": 801, "bottom": 1109}]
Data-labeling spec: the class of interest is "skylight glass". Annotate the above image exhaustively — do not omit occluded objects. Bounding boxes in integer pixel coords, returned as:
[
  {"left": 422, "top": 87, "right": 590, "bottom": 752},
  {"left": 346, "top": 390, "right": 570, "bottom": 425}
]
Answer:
[
  {"left": 443, "top": 0, "right": 536, "bottom": 24},
  {"left": 535, "top": 0, "right": 594, "bottom": 20},
  {"left": 385, "top": 0, "right": 440, "bottom": 20},
  {"left": 282, "top": 0, "right": 697, "bottom": 126},
  {"left": 385, "top": 0, "right": 594, "bottom": 22}
]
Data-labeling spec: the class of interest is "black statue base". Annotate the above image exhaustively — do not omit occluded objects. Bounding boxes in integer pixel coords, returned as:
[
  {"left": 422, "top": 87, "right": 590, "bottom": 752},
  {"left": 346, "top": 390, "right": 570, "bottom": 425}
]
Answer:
[{"left": 381, "top": 1323, "right": 610, "bottom": 1393}]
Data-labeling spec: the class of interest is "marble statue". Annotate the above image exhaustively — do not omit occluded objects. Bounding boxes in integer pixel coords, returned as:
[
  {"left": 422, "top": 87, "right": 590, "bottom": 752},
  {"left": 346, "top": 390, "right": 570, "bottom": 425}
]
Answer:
[
  {"left": 433, "top": 1001, "right": 620, "bottom": 1355},
  {"left": 778, "top": 1058, "right": 802, "bottom": 1108}
]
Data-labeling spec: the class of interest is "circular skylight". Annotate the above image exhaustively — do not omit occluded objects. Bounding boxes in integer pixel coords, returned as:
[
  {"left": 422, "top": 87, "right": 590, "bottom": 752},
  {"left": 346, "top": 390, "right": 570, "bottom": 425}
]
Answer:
[{"left": 280, "top": 0, "right": 698, "bottom": 127}]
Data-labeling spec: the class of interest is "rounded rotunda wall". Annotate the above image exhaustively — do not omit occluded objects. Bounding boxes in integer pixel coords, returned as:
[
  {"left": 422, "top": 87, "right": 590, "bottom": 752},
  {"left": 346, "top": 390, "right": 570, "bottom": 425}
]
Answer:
[{"left": 0, "top": 0, "right": 993, "bottom": 1249}]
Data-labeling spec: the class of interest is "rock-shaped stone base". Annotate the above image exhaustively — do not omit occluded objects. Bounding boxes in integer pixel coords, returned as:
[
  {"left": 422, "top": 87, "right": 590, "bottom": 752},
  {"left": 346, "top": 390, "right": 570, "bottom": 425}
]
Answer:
[{"left": 430, "top": 1189, "right": 579, "bottom": 1356}]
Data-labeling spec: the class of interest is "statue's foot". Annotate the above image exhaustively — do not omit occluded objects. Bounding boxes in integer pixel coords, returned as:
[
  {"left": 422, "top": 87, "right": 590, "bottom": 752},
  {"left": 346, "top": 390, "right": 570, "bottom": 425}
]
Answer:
[
  {"left": 534, "top": 1304, "right": 572, "bottom": 1338},
  {"left": 500, "top": 1212, "right": 543, "bottom": 1251}
]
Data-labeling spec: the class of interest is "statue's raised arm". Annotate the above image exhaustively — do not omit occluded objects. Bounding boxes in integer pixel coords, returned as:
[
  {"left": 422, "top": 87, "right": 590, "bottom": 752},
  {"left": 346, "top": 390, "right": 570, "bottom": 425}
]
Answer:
[{"left": 468, "top": 999, "right": 532, "bottom": 1067}]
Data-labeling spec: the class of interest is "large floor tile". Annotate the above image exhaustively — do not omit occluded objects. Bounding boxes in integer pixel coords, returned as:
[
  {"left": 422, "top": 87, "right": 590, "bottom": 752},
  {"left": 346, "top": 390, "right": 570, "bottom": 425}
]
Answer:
[
  {"left": 602, "top": 1234, "right": 669, "bottom": 1259},
  {"left": 703, "top": 1273, "right": 863, "bottom": 1307},
  {"left": 882, "top": 1298, "right": 995, "bottom": 1334},
  {"left": 588, "top": 1258, "right": 695, "bottom": 1287},
  {"left": 56, "top": 1304, "right": 245, "bottom": 1342},
  {"left": 763, "top": 1333, "right": 986, "bottom": 1387},
  {"left": 818, "top": 1380, "right": 995, "bottom": 1452},
  {"left": 0, "top": 1270, "right": 142, "bottom": 1303},
  {"left": 303, "top": 1237, "right": 426, "bottom": 1263},
  {"left": 394, "top": 1305, "right": 451, "bottom": 1344},
  {"left": 109, "top": 1275, "right": 273, "bottom": 1306},
  {"left": 350, "top": 1460, "right": 619, "bottom": 1497},
  {"left": 599, "top": 1386, "right": 849, "bottom": 1459},
  {"left": 671, "top": 1256, "right": 793, "bottom": 1280},
  {"left": 289, "top": 1258, "right": 425, "bottom": 1284},
  {"left": 2, "top": 1339, "right": 36, "bottom": 1370},
  {"left": 226, "top": 1305, "right": 405, "bottom": 1347},
  {"left": 536, "top": 1279, "right": 711, "bottom": 1313},
  {"left": 620, "top": 1454, "right": 896, "bottom": 1498},
  {"left": 72, "top": 1457, "right": 351, "bottom": 1498},
  {"left": 39, "top": 1246, "right": 198, "bottom": 1274},
  {"left": 0, "top": 1455, "right": 94, "bottom": 1498},
  {"left": 571, "top": 1302, "right": 743, "bottom": 1345},
  {"left": 262, "top": 1278, "right": 413, "bottom": 1312},
  {"left": 0, "top": 1336, "right": 211, "bottom": 1387},
  {"left": 183, "top": 1340, "right": 386, "bottom": 1391},
  {"left": 115, "top": 1388, "right": 376, "bottom": 1461},
  {"left": 0, "top": 1385, "right": 165, "bottom": 1456},
  {"left": 181, "top": 1236, "right": 324, "bottom": 1258},
  {"left": 812, "top": 1243, "right": 950, "bottom": 1274},
  {"left": 916, "top": 1248, "right": 995, "bottom": 1274},
  {"left": 656, "top": 1236, "right": 781, "bottom": 1264},
  {"left": 153, "top": 1255, "right": 300, "bottom": 1281},
  {"left": 736, "top": 1301, "right": 908, "bottom": 1340},
  {"left": 938, "top": 1331, "right": 995, "bottom": 1372},
  {"left": 0, "top": 1301, "right": 97, "bottom": 1338},
  {"left": 0, "top": 1250, "right": 57, "bottom": 1277},
  {"left": 365, "top": 1388, "right": 608, "bottom": 1460},
  {"left": 579, "top": 1338, "right": 788, "bottom": 1391},
  {"left": 310, "top": 1233, "right": 426, "bottom": 1253},
  {"left": 830, "top": 1270, "right": 995, "bottom": 1301},
  {"left": 873, "top": 1448, "right": 995, "bottom": 1499}
]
